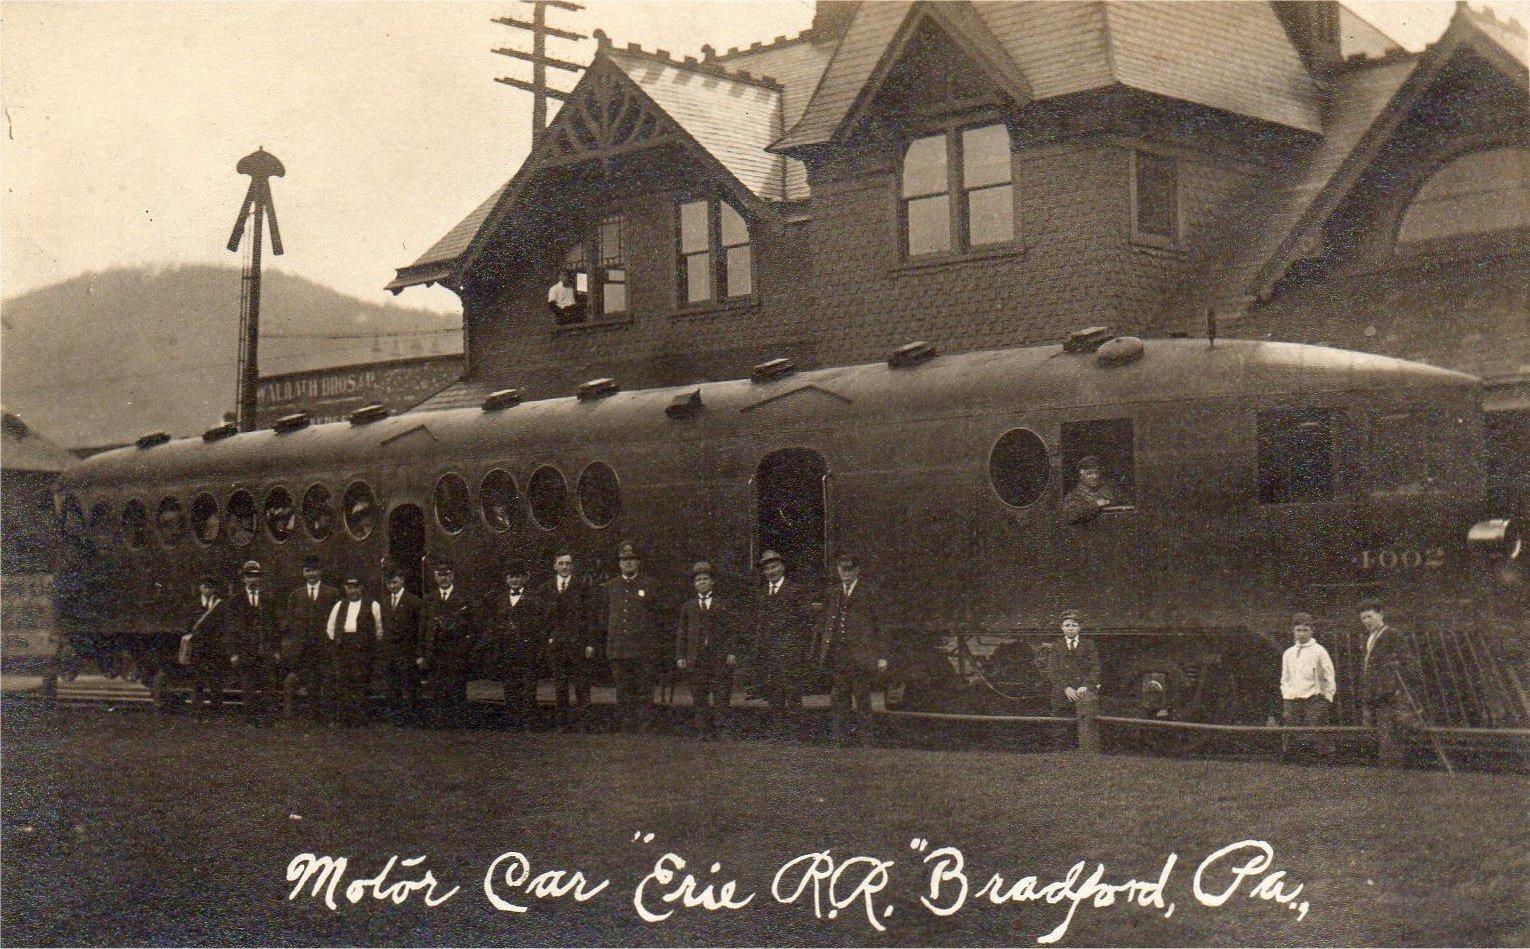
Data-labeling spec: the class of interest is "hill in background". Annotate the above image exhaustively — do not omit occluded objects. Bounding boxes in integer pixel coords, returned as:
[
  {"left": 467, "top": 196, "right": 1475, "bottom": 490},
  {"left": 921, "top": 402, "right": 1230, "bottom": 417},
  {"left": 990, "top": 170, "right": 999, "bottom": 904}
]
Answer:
[{"left": 1, "top": 265, "right": 461, "bottom": 449}]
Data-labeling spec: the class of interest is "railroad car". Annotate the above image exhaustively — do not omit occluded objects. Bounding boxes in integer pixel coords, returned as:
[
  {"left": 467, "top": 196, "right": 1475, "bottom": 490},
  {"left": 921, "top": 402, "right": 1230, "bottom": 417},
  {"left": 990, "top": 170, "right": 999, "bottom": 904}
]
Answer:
[{"left": 52, "top": 333, "right": 1528, "bottom": 728}]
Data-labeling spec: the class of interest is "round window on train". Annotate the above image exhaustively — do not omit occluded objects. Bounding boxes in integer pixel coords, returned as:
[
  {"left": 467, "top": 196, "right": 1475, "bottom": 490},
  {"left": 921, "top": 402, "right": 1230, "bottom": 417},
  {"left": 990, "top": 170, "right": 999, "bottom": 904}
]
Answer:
[
  {"left": 989, "top": 429, "right": 1051, "bottom": 508},
  {"left": 434, "top": 474, "right": 471, "bottom": 535},
  {"left": 528, "top": 465, "right": 568, "bottom": 531},
  {"left": 302, "top": 484, "right": 334, "bottom": 541},
  {"left": 121, "top": 500, "right": 150, "bottom": 550},
  {"left": 60, "top": 496, "right": 86, "bottom": 543},
  {"left": 264, "top": 487, "right": 297, "bottom": 543},
  {"left": 88, "top": 501, "right": 115, "bottom": 546},
  {"left": 480, "top": 469, "right": 521, "bottom": 533},
  {"left": 577, "top": 462, "right": 621, "bottom": 529},
  {"left": 226, "top": 490, "right": 257, "bottom": 547},
  {"left": 157, "top": 497, "right": 186, "bottom": 547},
  {"left": 343, "top": 481, "right": 377, "bottom": 540},
  {"left": 191, "top": 493, "right": 221, "bottom": 545}
]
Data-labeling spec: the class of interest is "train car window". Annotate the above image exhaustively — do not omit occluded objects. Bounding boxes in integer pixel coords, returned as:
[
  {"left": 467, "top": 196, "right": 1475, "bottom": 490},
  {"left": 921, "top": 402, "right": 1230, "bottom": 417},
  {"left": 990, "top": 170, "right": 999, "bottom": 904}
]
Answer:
[
  {"left": 989, "top": 429, "right": 1051, "bottom": 508},
  {"left": 191, "top": 493, "right": 221, "bottom": 545},
  {"left": 156, "top": 497, "right": 186, "bottom": 547},
  {"left": 302, "top": 484, "right": 334, "bottom": 541},
  {"left": 1059, "top": 419, "right": 1136, "bottom": 499},
  {"left": 1369, "top": 410, "right": 1448, "bottom": 495},
  {"left": 121, "top": 500, "right": 150, "bottom": 550},
  {"left": 434, "top": 474, "right": 471, "bottom": 534},
  {"left": 480, "top": 470, "right": 521, "bottom": 533},
  {"left": 88, "top": 502, "right": 116, "bottom": 547},
  {"left": 1257, "top": 408, "right": 1339, "bottom": 504},
  {"left": 577, "top": 462, "right": 622, "bottom": 528},
  {"left": 226, "top": 490, "right": 257, "bottom": 547},
  {"left": 343, "top": 482, "right": 377, "bottom": 539},
  {"left": 264, "top": 487, "right": 297, "bottom": 542},
  {"left": 60, "top": 496, "right": 86, "bottom": 544},
  {"left": 528, "top": 465, "right": 568, "bottom": 531}
]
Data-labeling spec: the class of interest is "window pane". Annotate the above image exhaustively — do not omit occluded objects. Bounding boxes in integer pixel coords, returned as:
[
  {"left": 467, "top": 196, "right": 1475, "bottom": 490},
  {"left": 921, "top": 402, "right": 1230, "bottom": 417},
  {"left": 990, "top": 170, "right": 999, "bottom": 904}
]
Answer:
[
  {"left": 685, "top": 251, "right": 712, "bottom": 302},
  {"left": 1060, "top": 418, "right": 1136, "bottom": 498},
  {"left": 906, "top": 195, "right": 951, "bottom": 256},
  {"left": 680, "top": 200, "right": 710, "bottom": 253},
  {"left": 902, "top": 134, "right": 948, "bottom": 198},
  {"left": 1258, "top": 409, "right": 1337, "bottom": 504},
  {"left": 967, "top": 184, "right": 1014, "bottom": 246},
  {"left": 1368, "top": 410, "right": 1448, "bottom": 494},
  {"left": 528, "top": 466, "right": 568, "bottom": 531},
  {"left": 577, "top": 462, "right": 622, "bottom": 529},
  {"left": 434, "top": 474, "right": 471, "bottom": 534},
  {"left": 604, "top": 271, "right": 627, "bottom": 314},
  {"left": 480, "top": 469, "right": 521, "bottom": 532},
  {"left": 990, "top": 429, "right": 1050, "bottom": 507},
  {"left": 726, "top": 245, "right": 752, "bottom": 297},
  {"left": 1135, "top": 152, "right": 1178, "bottom": 238},
  {"left": 599, "top": 215, "right": 623, "bottom": 264},
  {"left": 962, "top": 124, "right": 1011, "bottom": 188},
  {"left": 720, "top": 203, "right": 748, "bottom": 247}
]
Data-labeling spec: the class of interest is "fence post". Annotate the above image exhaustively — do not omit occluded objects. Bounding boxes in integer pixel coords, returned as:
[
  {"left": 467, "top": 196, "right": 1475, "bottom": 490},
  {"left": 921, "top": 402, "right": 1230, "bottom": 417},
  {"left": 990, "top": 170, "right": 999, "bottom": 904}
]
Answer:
[{"left": 1076, "top": 690, "right": 1100, "bottom": 755}]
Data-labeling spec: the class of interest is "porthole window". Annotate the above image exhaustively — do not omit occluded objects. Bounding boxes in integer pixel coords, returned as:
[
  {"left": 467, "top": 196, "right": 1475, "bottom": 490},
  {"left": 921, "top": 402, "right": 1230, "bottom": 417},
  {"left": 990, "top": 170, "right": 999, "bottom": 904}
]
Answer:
[
  {"left": 226, "top": 490, "right": 257, "bottom": 547},
  {"left": 302, "top": 484, "right": 334, "bottom": 541},
  {"left": 343, "top": 481, "right": 377, "bottom": 539},
  {"left": 87, "top": 501, "right": 116, "bottom": 548},
  {"left": 157, "top": 497, "right": 186, "bottom": 547},
  {"left": 191, "top": 493, "right": 221, "bottom": 545},
  {"left": 528, "top": 465, "right": 568, "bottom": 531},
  {"left": 481, "top": 469, "right": 522, "bottom": 533},
  {"left": 264, "top": 487, "right": 297, "bottom": 543},
  {"left": 121, "top": 500, "right": 150, "bottom": 550},
  {"left": 60, "top": 496, "right": 85, "bottom": 542},
  {"left": 989, "top": 429, "right": 1051, "bottom": 508},
  {"left": 434, "top": 474, "right": 471, "bottom": 534},
  {"left": 577, "top": 462, "right": 622, "bottom": 528}
]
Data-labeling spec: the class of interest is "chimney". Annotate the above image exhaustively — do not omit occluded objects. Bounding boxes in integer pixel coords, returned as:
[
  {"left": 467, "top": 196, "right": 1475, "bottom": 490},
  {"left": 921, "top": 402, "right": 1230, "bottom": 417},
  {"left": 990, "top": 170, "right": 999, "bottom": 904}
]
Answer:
[
  {"left": 811, "top": 1, "right": 860, "bottom": 43},
  {"left": 1273, "top": 2, "right": 1342, "bottom": 79}
]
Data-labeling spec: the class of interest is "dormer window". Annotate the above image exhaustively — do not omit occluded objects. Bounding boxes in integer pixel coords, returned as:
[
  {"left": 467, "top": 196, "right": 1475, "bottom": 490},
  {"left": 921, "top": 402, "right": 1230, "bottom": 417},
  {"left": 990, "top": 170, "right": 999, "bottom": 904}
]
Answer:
[
  {"left": 678, "top": 198, "right": 753, "bottom": 306},
  {"left": 551, "top": 213, "right": 627, "bottom": 324},
  {"left": 901, "top": 123, "right": 1014, "bottom": 258}
]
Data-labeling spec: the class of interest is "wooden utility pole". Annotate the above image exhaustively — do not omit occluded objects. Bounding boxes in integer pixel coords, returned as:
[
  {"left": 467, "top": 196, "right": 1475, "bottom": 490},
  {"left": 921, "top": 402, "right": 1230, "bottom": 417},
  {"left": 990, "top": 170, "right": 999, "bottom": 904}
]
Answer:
[
  {"left": 226, "top": 147, "right": 285, "bottom": 433},
  {"left": 493, "top": 0, "right": 587, "bottom": 148}
]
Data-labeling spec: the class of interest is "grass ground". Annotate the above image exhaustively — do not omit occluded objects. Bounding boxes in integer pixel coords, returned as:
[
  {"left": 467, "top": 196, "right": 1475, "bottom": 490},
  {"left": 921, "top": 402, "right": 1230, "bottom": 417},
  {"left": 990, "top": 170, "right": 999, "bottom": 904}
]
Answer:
[{"left": 2, "top": 701, "right": 1527, "bottom": 947}]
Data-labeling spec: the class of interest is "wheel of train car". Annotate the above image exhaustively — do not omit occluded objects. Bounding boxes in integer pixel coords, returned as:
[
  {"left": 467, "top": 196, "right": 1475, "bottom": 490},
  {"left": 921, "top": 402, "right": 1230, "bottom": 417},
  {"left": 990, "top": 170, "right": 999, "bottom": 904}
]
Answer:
[
  {"left": 1117, "top": 654, "right": 1221, "bottom": 755},
  {"left": 974, "top": 640, "right": 1050, "bottom": 712}
]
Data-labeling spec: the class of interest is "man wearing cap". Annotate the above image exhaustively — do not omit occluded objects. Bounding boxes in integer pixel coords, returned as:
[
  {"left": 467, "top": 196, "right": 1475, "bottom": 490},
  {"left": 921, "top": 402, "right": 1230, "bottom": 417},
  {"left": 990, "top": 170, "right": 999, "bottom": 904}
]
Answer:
[
  {"left": 1044, "top": 610, "right": 1101, "bottom": 741},
  {"left": 595, "top": 541, "right": 661, "bottom": 733},
  {"left": 483, "top": 559, "right": 546, "bottom": 728},
  {"left": 379, "top": 563, "right": 424, "bottom": 726},
  {"left": 753, "top": 550, "right": 813, "bottom": 739},
  {"left": 540, "top": 551, "right": 596, "bottom": 731},
  {"left": 185, "top": 575, "right": 229, "bottom": 719},
  {"left": 420, "top": 559, "right": 481, "bottom": 728},
  {"left": 325, "top": 576, "right": 383, "bottom": 726},
  {"left": 227, "top": 560, "right": 283, "bottom": 724},
  {"left": 282, "top": 555, "right": 341, "bottom": 722},
  {"left": 1061, "top": 456, "right": 1128, "bottom": 525},
  {"left": 1360, "top": 600, "right": 1422, "bottom": 768},
  {"left": 675, "top": 561, "right": 739, "bottom": 739},
  {"left": 816, "top": 554, "right": 888, "bottom": 745},
  {"left": 1281, "top": 612, "right": 1336, "bottom": 758}
]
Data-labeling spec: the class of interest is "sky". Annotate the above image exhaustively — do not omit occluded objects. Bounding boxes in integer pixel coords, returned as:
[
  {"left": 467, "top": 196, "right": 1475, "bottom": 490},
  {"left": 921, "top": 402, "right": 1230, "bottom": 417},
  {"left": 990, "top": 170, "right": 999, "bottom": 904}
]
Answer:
[{"left": 2, "top": 0, "right": 1524, "bottom": 318}]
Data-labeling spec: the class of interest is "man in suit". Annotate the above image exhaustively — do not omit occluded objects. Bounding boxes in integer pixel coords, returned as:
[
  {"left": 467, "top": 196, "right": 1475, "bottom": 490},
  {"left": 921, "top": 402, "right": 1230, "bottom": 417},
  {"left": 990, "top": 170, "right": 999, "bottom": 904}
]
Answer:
[
  {"left": 379, "top": 563, "right": 423, "bottom": 726},
  {"left": 420, "top": 559, "right": 480, "bottom": 728},
  {"left": 753, "top": 549, "right": 813, "bottom": 740},
  {"left": 595, "top": 541, "right": 662, "bottom": 733},
  {"left": 325, "top": 575, "right": 383, "bottom": 726},
  {"left": 675, "top": 561, "right": 738, "bottom": 740},
  {"left": 540, "top": 551, "right": 595, "bottom": 731},
  {"left": 1360, "top": 600, "right": 1422, "bottom": 768},
  {"left": 816, "top": 554, "right": 888, "bottom": 745},
  {"left": 185, "top": 574, "right": 229, "bottom": 719},
  {"left": 1044, "top": 609, "right": 1102, "bottom": 748},
  {"left": 226, "top": 560, "right": 283, "bottom": 724},
  {"left": 282, "top": 554, "right": 341, "bottom": 723},
  {"left": 483, "top": 559, "right": 546, "bottom": 729}
]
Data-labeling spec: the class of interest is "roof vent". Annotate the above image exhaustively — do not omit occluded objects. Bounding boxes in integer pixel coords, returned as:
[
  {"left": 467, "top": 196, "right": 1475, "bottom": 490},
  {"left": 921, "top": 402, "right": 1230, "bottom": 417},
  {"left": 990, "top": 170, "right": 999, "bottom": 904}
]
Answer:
[
  {"left": 888, "top": 340, "right": 938, "bottom": 368},
  {"left": 577, "top": 378, "right": 619, "bottom": 401},
  {"left": 482, "top": 389, "right": 523, "bottom": 412},
  {"left": 751, "top": 357, "right": 797, "bottom": 382},
  {"left": 665, "top": 389, "right": 703, "bottom": 419},
  {"left": 1063, "top": 326, "right": 1117, "bottom": 354},
  {"left": 135, "top": 431, "right": 171, "bottom": 449},
  {"left": 349, "top": 404, "right": 389, "bottom": 425},
  {"left": 202, "top": 423, "right": 238, "bottom": 442},
  {"left": 1096, "top": 336, "right": 1146, "bottom": 367},
  {"left": 2, "top": 412, "right": 31, "bottom": 438},
  {"left": 273, "top": 412, "right": 312, "bottom": 434}
]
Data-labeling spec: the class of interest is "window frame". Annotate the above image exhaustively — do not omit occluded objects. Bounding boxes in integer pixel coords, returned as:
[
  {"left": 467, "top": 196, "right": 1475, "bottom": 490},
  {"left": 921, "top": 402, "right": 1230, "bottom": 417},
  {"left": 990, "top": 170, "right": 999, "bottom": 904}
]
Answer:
[
  {"left": 675, "top": 196, "right": 755, "bottom": 309},
  {"left": 1130, "top": 148, "right": 1182, "bottom": 249},
  {"left": 1255, "top": 407, "right": 1344, "bottom": 506},
  {"left": 899, "top": 121, "right": 1015, "bottom": 260},
  {"left": 576, "top": 461, "right": 623, "bottom": 529},
  {"left": 556, "top": 211, "right": 629, "bottom": 324}
]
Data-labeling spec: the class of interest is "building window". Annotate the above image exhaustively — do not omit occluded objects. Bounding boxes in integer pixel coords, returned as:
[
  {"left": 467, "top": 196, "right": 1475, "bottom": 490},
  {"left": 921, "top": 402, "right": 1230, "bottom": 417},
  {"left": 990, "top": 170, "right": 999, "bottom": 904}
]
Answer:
[
  {"left": 1132, "top": 150, "right": 1179, "bottom": 244},
  {"left": 678, "top": 198, "right": 752, "bottom": 306},
  {"left": 550, "top": 213, "right": 627, "bottom": 323},
  {"left": 1258, "top": 409, "right": 1339, "bottom": 504},
  {"left": 901, "top": 123, "right": 1014, "bottom": 258}
]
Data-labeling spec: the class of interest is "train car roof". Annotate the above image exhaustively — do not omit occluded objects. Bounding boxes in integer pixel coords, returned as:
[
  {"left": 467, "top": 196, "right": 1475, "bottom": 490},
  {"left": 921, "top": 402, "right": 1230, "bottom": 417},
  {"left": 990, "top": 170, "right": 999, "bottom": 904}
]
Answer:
[{"left": 63, "top": 339, "right": 1478, "bottom": 491}]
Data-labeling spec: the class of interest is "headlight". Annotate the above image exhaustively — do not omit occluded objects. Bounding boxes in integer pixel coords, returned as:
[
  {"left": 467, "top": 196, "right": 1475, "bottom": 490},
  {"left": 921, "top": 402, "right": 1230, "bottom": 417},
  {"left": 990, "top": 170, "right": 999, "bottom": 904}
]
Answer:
[{"left": 1469, "top": 518, "right": 1522, "bottom": 560}]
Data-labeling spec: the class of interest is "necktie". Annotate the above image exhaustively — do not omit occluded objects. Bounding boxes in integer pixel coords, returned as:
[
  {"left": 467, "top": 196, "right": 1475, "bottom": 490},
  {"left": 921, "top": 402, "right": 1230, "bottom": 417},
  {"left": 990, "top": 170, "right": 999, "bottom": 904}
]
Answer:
[
  {"left": 309, "top": 587, "right": 317, "bottom": 602},
  {"left": 393, "top": 593, "right": 400, "bottom": 608},
  {"left": 559, "top": 578, "right": 567, "bottom": 593}
]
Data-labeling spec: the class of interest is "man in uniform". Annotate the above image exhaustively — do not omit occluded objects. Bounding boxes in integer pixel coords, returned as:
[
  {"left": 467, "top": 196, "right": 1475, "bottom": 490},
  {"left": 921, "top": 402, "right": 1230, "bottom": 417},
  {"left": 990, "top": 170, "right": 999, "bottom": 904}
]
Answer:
[
  {"left": 753, "top": 550, "right": 813, "bottom": 740},
  {"left": 1280, "top": 611, "right": 1336, "bottom": 758},
  {"left": 420, "top": 559, "right": 480, "bottom": 728},
  {"left": 1044, "top": 609, "right": 1101, "bottom": 747},
  {"left": 816, "top": 554, "right": 887, "bottom": 745},
  {"left": 185, "top": 574, "right": 229, "bottom": 719},
  {"left": 227, "top": 560, "right": 283, "bottom": 725},
  {"left": 282, "top": 555, "right": 341, "bottom": 722},
  {"left": 483, "top": 559, "right": 546, "bottom": 729},
  {"left": 379, "top": 563, "right": 423, "bottom": 726},
  {"left": 595, "top": 541, "right": 661, "bottom": 733},
  {"left": 1061, "top": 456, "right": 1129, "bottom": 524},
  {"left": 540, "top": 551, "right": 595, "bottom": 730},
  {"left": 1360, "top": 599, "right": 1421, "bottom": 768},
  {"left": 325, "top": 575, "right": 383, "bottom": 726},
  {"left": 675, "top": 561, "right": 738, "bottom": 740}
]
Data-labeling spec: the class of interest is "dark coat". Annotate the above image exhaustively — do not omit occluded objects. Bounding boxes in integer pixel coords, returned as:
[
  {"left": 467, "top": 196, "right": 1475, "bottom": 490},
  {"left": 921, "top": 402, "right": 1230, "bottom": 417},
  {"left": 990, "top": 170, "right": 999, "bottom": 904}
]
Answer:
[
  {"left": 481, "top": 590, "right": 546, "bottom": 675},
  {"left": 752, "top": 577, "right": 814, "bottom": 666},
  {"left": 380, "top": 589, "right": 423, "bottom": 662},
  {"left": 1362, "top": 625, "right": 1419, "bottom": 706},
  {"left": 815, "top": 579, "right": 887, "bottom": 674},
  {"left": 596, "top": 573, "right": 661, "bottom": 662},
  {"left": 227, "top": 589, "right": 283, "bottom": 662},
  {"left": 1043, "top": 637, "right": 1102, "bottom": 696},
  {"left": 539, "top": 575, "right": 594, "bottom": 662},
  {"left": 675, "top": 593, "right": 739, "bottom": 670},
  {"left": 420, "top": 587, "right": 480, "bottom": 672},
  {"left": 185, "top": 595, "right": 229, "bottom": 671},
  {"left": 284, "top": 583, "right": 342, "bottom": 665}
]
